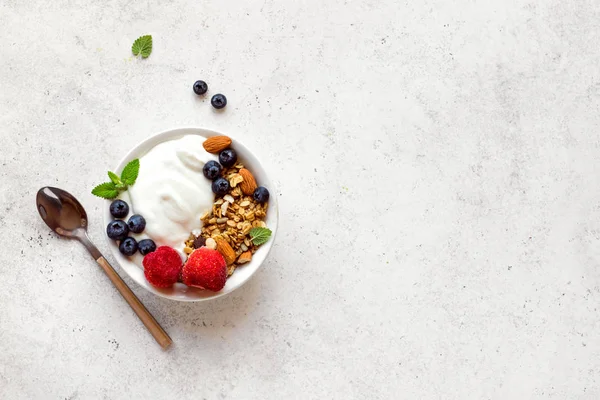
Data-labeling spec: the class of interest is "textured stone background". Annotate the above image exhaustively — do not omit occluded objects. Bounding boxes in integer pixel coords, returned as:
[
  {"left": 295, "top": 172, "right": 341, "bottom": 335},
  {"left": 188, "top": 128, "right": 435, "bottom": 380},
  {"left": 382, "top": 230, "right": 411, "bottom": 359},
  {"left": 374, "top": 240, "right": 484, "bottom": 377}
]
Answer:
[{"left": 1, "top": 0, "right": 600, "bottom": 398}]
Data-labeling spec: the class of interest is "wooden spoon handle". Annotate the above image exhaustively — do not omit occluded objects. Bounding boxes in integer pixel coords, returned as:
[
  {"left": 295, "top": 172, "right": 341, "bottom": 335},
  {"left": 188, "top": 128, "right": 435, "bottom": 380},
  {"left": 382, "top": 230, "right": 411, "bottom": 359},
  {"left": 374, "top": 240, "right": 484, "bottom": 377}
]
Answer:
[{"left": 96, "top": 256, "right": 172, "bottom": 349}]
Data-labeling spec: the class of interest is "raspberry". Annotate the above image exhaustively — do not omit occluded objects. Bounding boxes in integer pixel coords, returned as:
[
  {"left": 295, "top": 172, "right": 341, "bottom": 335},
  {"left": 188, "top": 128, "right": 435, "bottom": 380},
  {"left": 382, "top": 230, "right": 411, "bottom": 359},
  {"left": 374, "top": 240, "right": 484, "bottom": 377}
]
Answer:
[
  {"left": 182, "top": 247, "right": 227, "bottom": 292},
  {"left": 142, "top": 246, "right": 182, "bottom": 288}
]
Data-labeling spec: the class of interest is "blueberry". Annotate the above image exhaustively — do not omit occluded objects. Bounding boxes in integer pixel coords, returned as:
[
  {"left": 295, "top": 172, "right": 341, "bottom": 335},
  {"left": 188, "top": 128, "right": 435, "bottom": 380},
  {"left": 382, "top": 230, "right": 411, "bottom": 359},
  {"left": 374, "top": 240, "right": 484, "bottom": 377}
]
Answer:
[
  {"left": 219, "top": 148, "right": 237, "bottom": 167},
  {"left": 203, "top": 160, "right": 222, "bottom": 180},
  {"left": 253, "top": 186, "right": 270, "bottom": 203},
  {"left": 119, "top": 237, "right": 138, "bottom": 257},
  {"left": 193, "top": 80, "right": 208, "bottom": 95},
  {"left": 212, "top": 177, "right": 230, "bottom": 196},
  {"left": 211, "top": 93, "right": 227, "bottom": 109},
  {"left": 107, "top": 220, "right": 129, "bottom": 241},
  {"left": 127, "top": 214, "right": 146, "bottom": 234},
  {"left": 109, "top": 200, "right": 129, "bottom": 218},
  {"left": 138, "top": 239, "right": 157, "bottom": 256}
]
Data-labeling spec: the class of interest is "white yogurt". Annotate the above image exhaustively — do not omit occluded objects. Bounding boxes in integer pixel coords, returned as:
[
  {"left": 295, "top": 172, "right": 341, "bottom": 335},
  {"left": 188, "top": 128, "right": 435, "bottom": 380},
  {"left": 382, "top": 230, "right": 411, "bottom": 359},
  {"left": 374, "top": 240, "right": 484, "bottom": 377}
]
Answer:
[{"left": 128, "top": 135, "right": 217, "bottom": 254}]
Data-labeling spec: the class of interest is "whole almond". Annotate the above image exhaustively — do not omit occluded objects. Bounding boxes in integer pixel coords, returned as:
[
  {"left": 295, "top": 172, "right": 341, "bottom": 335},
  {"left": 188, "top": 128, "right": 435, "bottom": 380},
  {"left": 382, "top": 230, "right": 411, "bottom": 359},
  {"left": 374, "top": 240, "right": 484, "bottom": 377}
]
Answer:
[
  {"left": 215, "top": 238, "right": 236, "bottom": 265},
  {"left": 239, "top": 168, "right": 258, "bottom": 195},
  {"left": 203, "top": 136, "right": 232, "bottom": 154},
  {"left": 237, "top": 251, "right": 252, "bottom": 264}
]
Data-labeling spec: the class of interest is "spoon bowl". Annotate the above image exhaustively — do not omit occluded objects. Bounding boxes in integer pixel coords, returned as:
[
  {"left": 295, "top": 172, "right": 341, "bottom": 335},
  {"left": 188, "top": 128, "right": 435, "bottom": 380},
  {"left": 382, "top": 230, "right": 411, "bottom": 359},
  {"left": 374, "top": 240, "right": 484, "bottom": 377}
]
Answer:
[{"left": 36, "top": 187, "right": 88, "bottom": 237}]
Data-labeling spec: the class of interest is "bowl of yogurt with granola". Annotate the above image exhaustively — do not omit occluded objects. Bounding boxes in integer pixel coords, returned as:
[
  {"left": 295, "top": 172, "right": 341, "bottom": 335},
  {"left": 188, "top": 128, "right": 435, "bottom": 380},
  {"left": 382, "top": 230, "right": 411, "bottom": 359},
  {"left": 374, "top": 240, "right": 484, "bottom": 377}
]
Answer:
[{"left": 97, "top": 127, "right": 278, "bottom": 301}]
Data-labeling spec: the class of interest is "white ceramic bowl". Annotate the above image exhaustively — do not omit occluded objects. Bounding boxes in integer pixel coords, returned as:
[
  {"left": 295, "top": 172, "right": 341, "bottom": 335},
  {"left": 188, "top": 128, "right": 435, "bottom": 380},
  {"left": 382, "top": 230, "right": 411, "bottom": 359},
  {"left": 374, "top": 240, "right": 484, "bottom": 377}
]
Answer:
[{"left": 103, "top": 127, "right": 278, "bottom": 302}]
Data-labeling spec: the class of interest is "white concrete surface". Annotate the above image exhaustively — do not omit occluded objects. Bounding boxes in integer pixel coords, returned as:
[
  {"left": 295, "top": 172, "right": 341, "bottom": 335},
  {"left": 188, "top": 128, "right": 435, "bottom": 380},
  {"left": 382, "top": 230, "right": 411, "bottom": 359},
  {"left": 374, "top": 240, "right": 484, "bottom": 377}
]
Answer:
[{"left": 1, "top": 0, "right": 600, "bottom": 398}]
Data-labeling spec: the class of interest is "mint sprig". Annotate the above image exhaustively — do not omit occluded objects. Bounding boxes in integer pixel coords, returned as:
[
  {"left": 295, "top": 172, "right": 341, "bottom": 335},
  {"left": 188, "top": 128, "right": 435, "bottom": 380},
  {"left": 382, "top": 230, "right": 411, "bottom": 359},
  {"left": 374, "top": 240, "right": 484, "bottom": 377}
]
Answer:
[
  {"left": 132, "top": 35, "right": 152, "bottom": 58},
  {"left": 108, "top": 171, "right": 121, "bottom": 185},
  {"left": 249, "top": 227, "right": 272, "bottom": 246},
  {"left": 91, "top": 182, "right": 119, "bottom": 199},
  {"left": 120, "top": 159, "right": 139, "bottom": 185},
  {"left": 91, "top": 159, "right": 140, "bottom": 199}
]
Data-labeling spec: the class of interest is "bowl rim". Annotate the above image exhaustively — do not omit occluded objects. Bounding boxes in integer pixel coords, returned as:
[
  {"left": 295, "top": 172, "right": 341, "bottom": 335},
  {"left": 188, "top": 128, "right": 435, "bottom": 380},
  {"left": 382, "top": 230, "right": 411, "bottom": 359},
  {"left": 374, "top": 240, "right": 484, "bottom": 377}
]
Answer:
[{"left": 102, "top": 126, "right": 278, "bottom": 302}]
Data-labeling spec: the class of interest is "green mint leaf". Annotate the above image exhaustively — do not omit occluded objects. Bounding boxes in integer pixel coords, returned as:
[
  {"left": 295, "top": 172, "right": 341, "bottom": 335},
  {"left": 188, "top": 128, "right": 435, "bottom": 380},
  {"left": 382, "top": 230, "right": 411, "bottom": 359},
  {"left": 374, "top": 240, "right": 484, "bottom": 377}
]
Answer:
[
  {"left": 132, "top": 35, "right": 152, "bottom": 58},
  {"left": 249, "top": 227, "right": 272, "bottom": 246},
  {"left": 108, "top": 171, "right": 121, "bottom": 185},
  {"left": 91, "top": 182, "right": 119, "bottom": 199},
  {"left": 120, "top": 159, "right": 140, "bottom": 185}
]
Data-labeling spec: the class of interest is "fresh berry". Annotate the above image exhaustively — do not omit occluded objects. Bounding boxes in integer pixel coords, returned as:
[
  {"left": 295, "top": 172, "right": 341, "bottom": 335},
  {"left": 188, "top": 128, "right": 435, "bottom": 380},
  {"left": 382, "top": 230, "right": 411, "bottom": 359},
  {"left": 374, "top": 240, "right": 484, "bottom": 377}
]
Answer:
[
  {"left": 127, "top": 214, "right": 146, "bottom": 233},
  {"left": 182, "top": 247, "right": 227, "bottom": 291},
  {"left": 119, "top": 237, "right": 138, "bottom": 256},
  {"left": 203, "top": 160, "right": 222, "bottom": 180},
  {"left": 143, "top": 246, "right": 182, "bottom": 288},
  {"left": 212, "top": 177, "right": 230, "bottom": 196},
  {"left": 109, "top": 199, "right": 129, "bottom": 218},
  {"left": 193, "top": 236, "right": 206, "bottom": 249},
  {"left": 138, "top": 239, "right": 157, "bottom": 256},
  {"left": 193, "top": 80, "right": 208, "bottom": 95},
  {"left": 211, "top": 94, "right": 227, "bottom": 109},
  {"left": 106, "top": 220, "right": 129, "bottom": 241},
  {"left": 253, "top": 186, "right": 270, "bottom": 203},
  {"left": 218, "top": 148, "right": 237, "bottom": 167}
]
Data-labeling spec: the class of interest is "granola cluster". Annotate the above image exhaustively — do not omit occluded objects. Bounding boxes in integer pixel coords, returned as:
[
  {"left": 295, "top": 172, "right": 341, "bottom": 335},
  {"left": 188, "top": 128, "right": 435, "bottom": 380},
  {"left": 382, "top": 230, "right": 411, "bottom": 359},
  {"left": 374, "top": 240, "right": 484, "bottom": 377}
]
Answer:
[{"left": 184, "top": 162, "right": 269, "bottom": 276}]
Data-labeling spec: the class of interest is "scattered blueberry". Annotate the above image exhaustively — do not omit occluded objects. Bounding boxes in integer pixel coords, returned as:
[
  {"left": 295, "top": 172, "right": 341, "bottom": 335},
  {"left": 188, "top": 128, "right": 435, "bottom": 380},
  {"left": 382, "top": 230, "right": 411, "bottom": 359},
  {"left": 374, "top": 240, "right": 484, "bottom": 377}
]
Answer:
[
  {"left": 219, "top": 148, "right": 237, "bottom": 167},
  {"left": 212, "top": 177, "right": 230, "bottom": 196},
  {"left": 107, "top": 220, "right": 129, "bottom": 241},
  {"left": 203, "top": 160, "right": 222, "bottom": 180},
  {"left": 127, "top": 214, "right": 146, "bottom": 234},
  {"left": 253, "top": 186, "right": 270, "bottom": 203},
  {"left": 109, "top": 199, "right": 129, "bottom": 218},
  {"left": 211, "top": 93, "right": 227, "bottom": 109},
  {"left": 119, "top": 237, "right": 138, "bottom": 256},
  {"left": 138, "top": 239, "right": 157, "bottom": 256},
  {"left": 193, "top": 80, "right": 208, "bottom": 95}
]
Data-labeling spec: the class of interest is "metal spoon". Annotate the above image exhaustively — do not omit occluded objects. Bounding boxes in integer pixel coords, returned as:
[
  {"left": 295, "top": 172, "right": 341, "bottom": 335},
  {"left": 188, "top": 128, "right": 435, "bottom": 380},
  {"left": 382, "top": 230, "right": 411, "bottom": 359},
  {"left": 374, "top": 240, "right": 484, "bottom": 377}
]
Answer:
[{"left": 36, "top": 186, "right": 172, "bottom": 349}]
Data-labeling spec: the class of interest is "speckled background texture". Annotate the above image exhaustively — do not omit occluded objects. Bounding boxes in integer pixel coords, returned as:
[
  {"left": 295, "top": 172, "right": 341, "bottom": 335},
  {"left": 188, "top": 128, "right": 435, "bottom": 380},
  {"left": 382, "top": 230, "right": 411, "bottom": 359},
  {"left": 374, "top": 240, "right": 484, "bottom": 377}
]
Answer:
[{"left": 1, "top": 0, "right": 600, "bottom": 398}]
